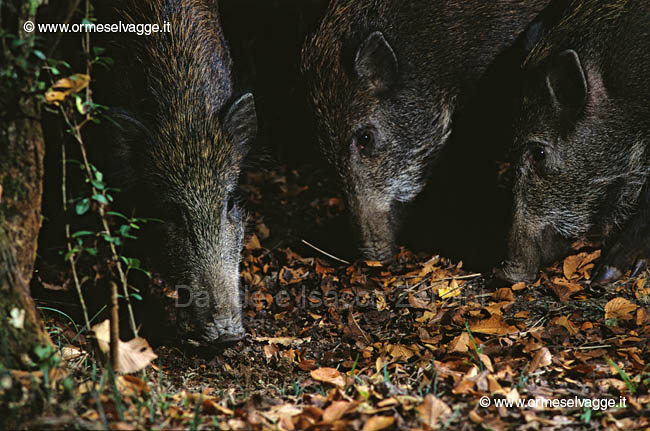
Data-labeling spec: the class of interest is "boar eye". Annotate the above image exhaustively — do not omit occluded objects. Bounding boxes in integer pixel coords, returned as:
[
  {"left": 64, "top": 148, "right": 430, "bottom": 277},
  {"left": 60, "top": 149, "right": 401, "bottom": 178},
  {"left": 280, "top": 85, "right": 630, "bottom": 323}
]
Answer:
[
  {"left": 353, "top": 130, "right": 375, "bottom": 154},
  {"left": 529, "top": 145, "right": 547, "bottom": 165}
]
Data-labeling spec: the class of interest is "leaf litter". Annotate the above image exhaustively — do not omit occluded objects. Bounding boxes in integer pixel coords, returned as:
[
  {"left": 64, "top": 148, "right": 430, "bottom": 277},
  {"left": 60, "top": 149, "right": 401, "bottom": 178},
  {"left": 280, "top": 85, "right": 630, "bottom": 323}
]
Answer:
[{"left": 29, "top": 165, "right": 650, "bottom": 430}]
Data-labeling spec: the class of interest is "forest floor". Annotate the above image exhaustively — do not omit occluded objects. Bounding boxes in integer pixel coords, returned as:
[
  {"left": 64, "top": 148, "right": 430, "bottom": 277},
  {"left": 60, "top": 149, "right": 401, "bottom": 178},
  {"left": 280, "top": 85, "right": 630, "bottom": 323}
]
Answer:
[{"left": 22, "top": 165, "right": 650, "bottom": 430}]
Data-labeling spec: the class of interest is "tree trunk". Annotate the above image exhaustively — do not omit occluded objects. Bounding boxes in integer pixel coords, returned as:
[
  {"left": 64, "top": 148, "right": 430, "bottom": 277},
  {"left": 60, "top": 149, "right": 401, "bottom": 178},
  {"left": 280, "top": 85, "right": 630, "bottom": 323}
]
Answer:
[{"left": 0, "top": 0, "right": 51, "bottom": 378}]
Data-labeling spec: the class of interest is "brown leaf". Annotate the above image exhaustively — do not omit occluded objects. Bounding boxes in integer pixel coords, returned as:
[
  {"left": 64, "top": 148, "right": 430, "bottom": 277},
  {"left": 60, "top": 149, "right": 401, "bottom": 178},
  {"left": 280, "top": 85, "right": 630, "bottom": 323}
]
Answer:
[
  {"left": 605, "top": 297, "right": 638, "bottom": 321},
  {"left": 45, "top": 74, "right": 90, "bottom": 105},
  {"left": 563, "top": 254, "right": 582, "bottom": 279},
  {"left": 92, "top": 320, "right": 157, "bottom": 373},
  {"left": 362, "top": 416, "right": 394, "bottom": 431},
  {"left": 511, "top": 282, "right": 526, "bottom": 291},
  {"left": 255, "top": 336, "right": 308, "bottom": 346},
  {"left": 550, "top": 316, "right": 579, "bottom": 335},
  {"left": 298, "top": 359, "right": 316, "bottom": 371},
  {"left": 408, "top": 293, "right": 432, "bottom": 309},
  {"left": 529, "top": 347, "right": 552, "bottom": 372},
  {"left": 244, "top": 234, "right": 262, "bottom": 250},
  {"left": 417, "top": 394, "right": 451, "bottom": 429},
  {"left": 322, "top": 401, "right": 354, "bottom": 423},
  {"left": 263, "top": 343, "right": 279, "bottom": 359},
  {"left": 311, "top": 367, "right": 346, "bottom": 388},
  {"left": 470, "top": 315, "right": 518, "bottom": 335},
  {"left": 477, "top": 353, "right": 494, "bottom": 373},
  {"left": 279, "top": 266, "right": 309, "bottom": 285},
  {"left": 388, "top": 344, "right": 415, "bottom": 361},
  {"left": 448, "top": 332, "right": 470, "bottom": 353},
  {"left": 549, "top": 279, "right": 583, "bottom": 302},
  {"left": 493, "top": 288, "right": 514, "bottom": 302},
  {"left": 117, "top": 375, "right": 149, "bottom": 396},
  {"left": 60, "top": 345, "right": 84, "bottom": 363}
]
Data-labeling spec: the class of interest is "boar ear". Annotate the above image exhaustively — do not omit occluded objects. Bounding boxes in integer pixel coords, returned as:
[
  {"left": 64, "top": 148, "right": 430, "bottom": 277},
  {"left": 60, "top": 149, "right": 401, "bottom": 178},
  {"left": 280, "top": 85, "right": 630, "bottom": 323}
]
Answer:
[
  {"left": 546, "top": 49, "right": 588, "bottom": 114},
  {"left": 354, "top": 31, "right": 398, "bottom": 93},
  {"left": 521, "top": 0, "right": 567, "bottom": 53},
  {"left": 223, "top": 93, "right": 257, "bottom": 152}
]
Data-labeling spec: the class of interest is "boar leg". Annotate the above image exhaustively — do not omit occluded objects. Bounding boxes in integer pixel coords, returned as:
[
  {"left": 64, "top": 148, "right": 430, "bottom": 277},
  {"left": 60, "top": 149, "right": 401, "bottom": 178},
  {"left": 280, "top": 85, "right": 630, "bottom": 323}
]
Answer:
[{"left": 592, "top": 182, "right": 650, "bottom": 285}]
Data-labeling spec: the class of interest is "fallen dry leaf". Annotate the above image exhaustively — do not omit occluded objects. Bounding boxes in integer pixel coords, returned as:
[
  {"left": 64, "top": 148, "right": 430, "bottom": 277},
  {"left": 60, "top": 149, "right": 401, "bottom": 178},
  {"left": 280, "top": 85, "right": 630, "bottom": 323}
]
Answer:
[
  {"left": 563, "top": 254, "right": 582, "bottom": 279},
  {"left": 255, "top": 336, "right": 308, "bottom": 346},
  {"left": 448, "top": 332, "right": 470, "bottom": 353},
  {"left": 245, "top": 234, "right": 262, "bottom": 250},
  {"left": 439, "top": 278, "right": 461, "bottom": 299},
  {"left": 417, "top": 394, "right": 451, "bottom": 429},
  {"left": 470, "top": 315, "right": 518, "bottom": 336},
  {"left": 493, "top": 288, "right": 514, "bottom": 302},
  {"left": 311, "top": 367, "right": 346, "bottom": 388},
  {"left": 45, "top": 74, "right": 90, "bottom": 105},
  {"left": 362, "top": 415, "right": 394, "bottom": 431},
  {"left": 550, "top": 316, "right": 579, "bottom": 335},
  {"left": 605, "top": 297, "right": 638, "bottom": 321},
  {"left": 529, "top": 347, "right": 552, "bottom": 372},
  {"left": 322, "top": 401, "right": 355, "bottom": 423},
  {"left": 92, "top": 320, "right": 157, "bottom": 373}
]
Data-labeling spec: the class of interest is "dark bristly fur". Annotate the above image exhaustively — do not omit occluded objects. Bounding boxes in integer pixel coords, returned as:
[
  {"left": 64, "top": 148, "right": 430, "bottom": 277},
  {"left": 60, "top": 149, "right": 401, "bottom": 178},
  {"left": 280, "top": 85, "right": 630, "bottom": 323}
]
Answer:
[
  {"left": 497, "top": 0, "right": 650, "bottom": 284},
  {"left": 102, "top": 0, "right": 257, "bottom": 345},
  {"left": 301, "top": 0, "right": 553, "bottom": 261}
]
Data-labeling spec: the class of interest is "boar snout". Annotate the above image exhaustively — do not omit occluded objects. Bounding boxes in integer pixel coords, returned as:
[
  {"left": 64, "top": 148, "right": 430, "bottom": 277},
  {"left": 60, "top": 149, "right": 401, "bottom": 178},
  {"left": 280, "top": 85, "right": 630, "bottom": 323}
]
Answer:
[
  {"left": 495, "top": 259, "right": 539, "bottom": 283},
  {"left": 497, "top": 220, "right": 571, "bottom": 284},
  {"left": 199, "top": 314, "right": 245, "bottom": 345},
  {"left": 350, "top": 197, "right": 401, "bottom": 262},
  {"left": 176, "top": 280, "right": 244, "bottom": 346}
]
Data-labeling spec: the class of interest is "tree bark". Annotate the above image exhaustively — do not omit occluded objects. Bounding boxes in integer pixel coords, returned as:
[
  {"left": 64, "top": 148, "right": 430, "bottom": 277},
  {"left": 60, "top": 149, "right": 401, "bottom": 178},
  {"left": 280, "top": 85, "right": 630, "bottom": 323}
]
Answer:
[{"left": 0, "top": 0, "right": 51, "bottom": 372}]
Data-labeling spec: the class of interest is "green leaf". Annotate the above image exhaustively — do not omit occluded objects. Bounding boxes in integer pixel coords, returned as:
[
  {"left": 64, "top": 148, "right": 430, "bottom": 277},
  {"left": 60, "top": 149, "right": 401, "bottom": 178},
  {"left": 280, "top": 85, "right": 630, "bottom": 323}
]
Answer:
[
  {"left": 11, "top": 38, "right": 27, "bottom": 48},
  {"left": 119, "top": 224, "right": 136, "bottom": 239},
  {"left": 107, "top": 211, "right": 129, "bottom": 220},
  {"left": 90, "top": 179, "right": 105, "bottom": 190},
  {"left": 33, "top": 344, "right": 53, "bottom": 361},
  {"left": 33, "top": 49, "right": 46, "bottom": 60},
  {"left": 75, "top": 198, "right": 90, "bottom": 215},
  {"left": 75, "top": 95, "right": 87, "bottom": 115},
  {"left": 71, "top": 230, "right": 94, "bottom": 238},
  {"left": 92, "top": 194, "right": 109, "bottom": 205},
  {"left": 130, "top": 293, "right": 143, "bottom": 301},
  {"left": 130, "top": 267, "right": 152, "bottom": 279},
  {"left": 64, "top": 248, "right": 80, "bottom": 261},
  {"left": 85, "top": 247, "right": 98, "bottom": 256}
]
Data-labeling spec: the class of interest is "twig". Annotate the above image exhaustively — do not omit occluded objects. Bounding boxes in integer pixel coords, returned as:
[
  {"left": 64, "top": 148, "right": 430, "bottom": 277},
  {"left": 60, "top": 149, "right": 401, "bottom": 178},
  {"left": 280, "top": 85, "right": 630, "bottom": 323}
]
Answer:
[
  {"left": 301, "top": 239, "right": 351, "bottom": 265},
  {"left": 61, "top": 129, "right": 90, "bottom": 330},
  {"left": 109, "top": 281, "right": 119, "bottom": 371},
  {"left": 570, "top": 345, "right": 612, "bottom": 350},
  {"left": 348, "top": 308, "right": 371, "bottom": 344},
  {"left": 408, "top": 272, "right": 482, "bottom": 295},
  {"left": 61, "top": 108, "right": 138, "bottom": 337}
]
